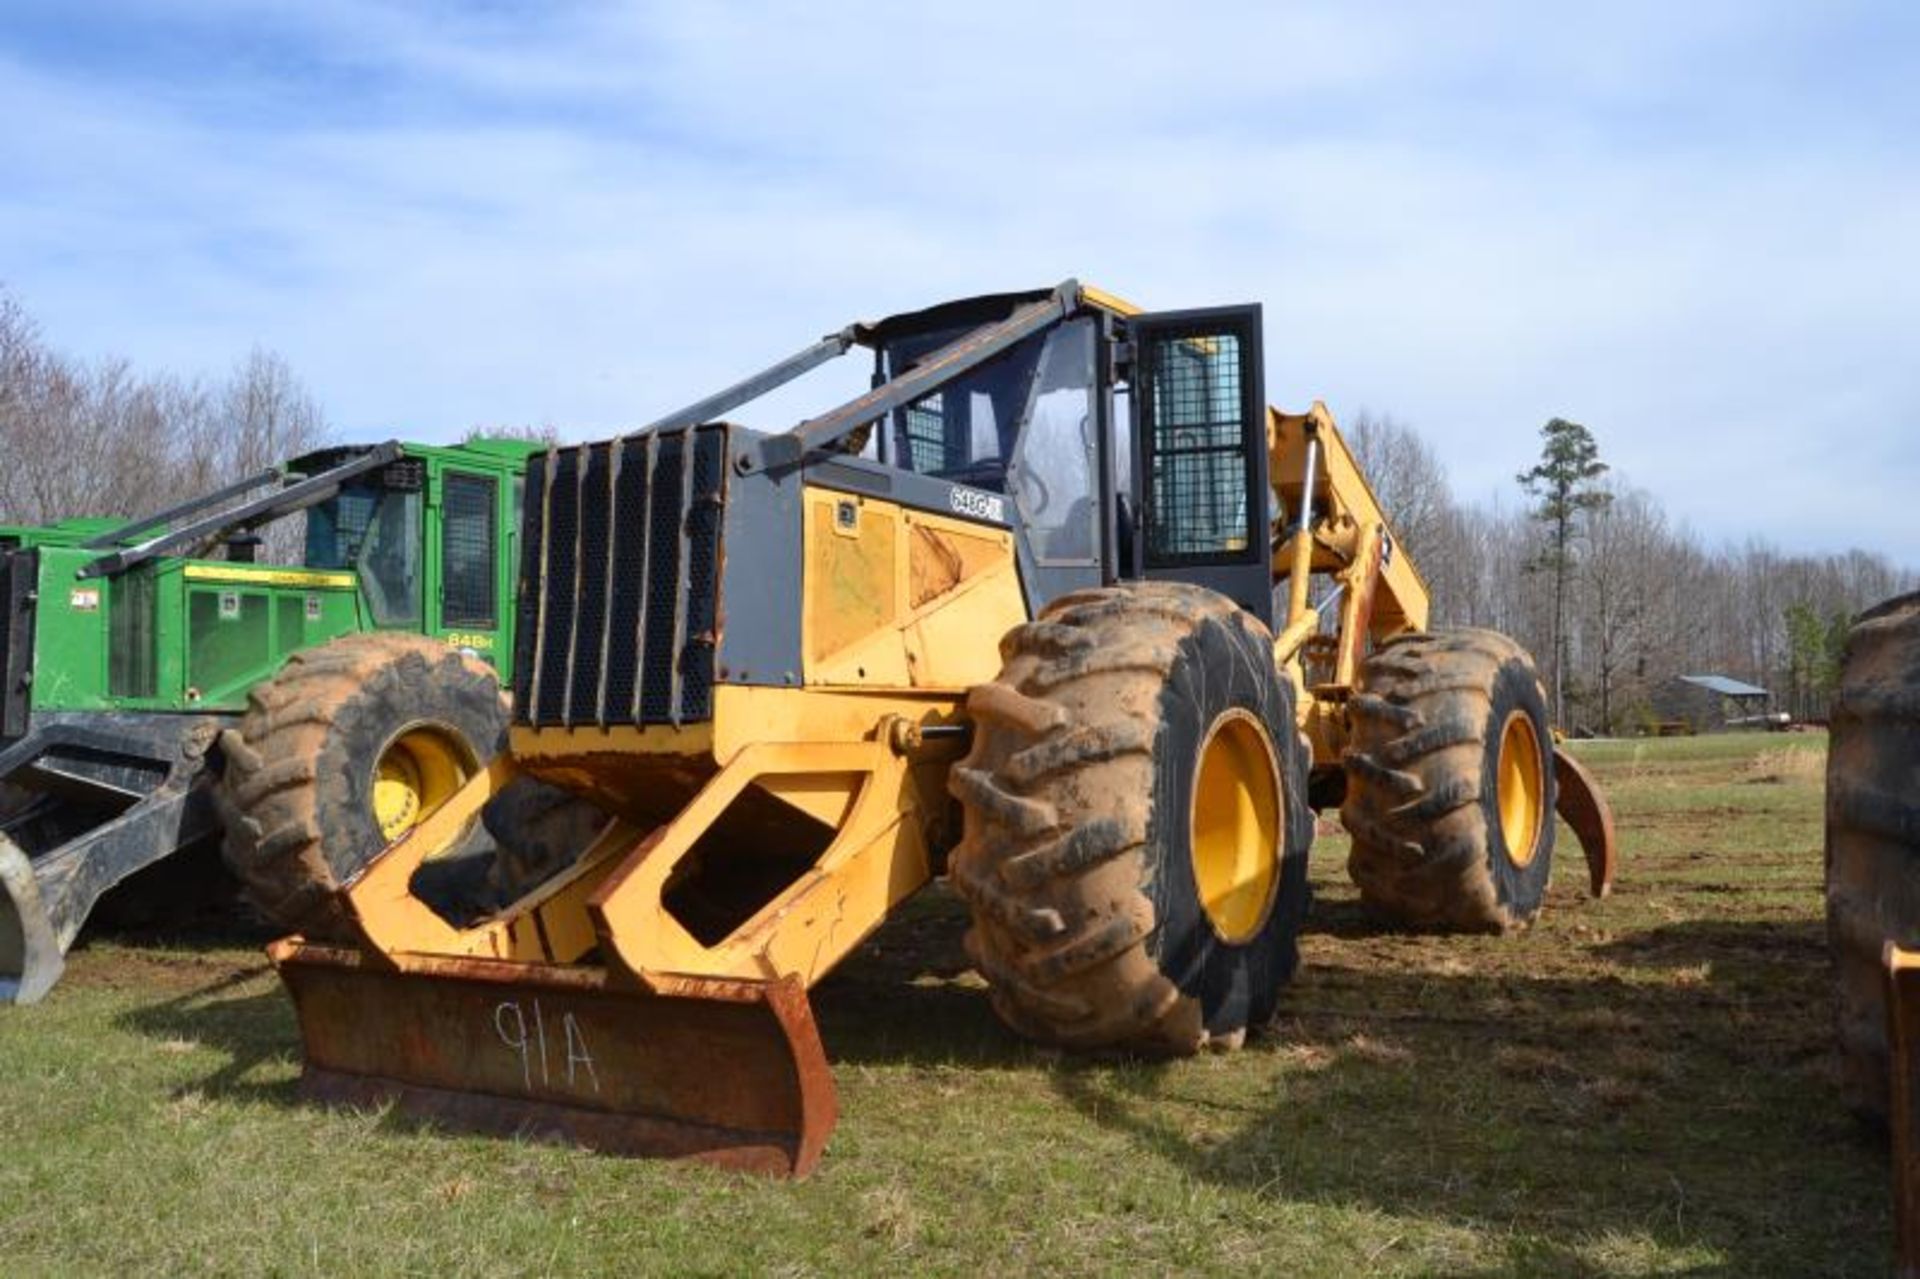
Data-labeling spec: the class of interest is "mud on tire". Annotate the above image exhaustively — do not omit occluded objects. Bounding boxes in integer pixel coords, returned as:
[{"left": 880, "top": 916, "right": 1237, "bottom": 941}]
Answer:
[
  {"left": 1826, "top": 591, "right": 1920, "bottom": 1123},
  {"left": 948, "top": 582, "right": 1313, "bottom": 1054},
  {"left": 217, "top": 633, "right": 508, "bottom": 938},
  {"left": 1342, "top": 628, "right": 1555, "bottom": 932}
]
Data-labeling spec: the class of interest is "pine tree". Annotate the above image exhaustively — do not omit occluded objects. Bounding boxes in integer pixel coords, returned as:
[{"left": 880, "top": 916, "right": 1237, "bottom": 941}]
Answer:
[{"left": 1518, "top": 418, "right": 1612, "bottom": 727}]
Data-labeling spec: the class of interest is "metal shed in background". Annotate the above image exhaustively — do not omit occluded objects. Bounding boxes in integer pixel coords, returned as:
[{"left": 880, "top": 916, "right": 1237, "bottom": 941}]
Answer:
[{"left": 1650, "top": 674, "right": 1776, "bottom": 733}]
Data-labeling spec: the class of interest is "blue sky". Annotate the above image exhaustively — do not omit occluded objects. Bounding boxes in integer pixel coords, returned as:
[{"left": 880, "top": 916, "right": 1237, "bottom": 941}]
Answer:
[{"left": 1, "top": 2, "right": 1915, "bottom": 561}]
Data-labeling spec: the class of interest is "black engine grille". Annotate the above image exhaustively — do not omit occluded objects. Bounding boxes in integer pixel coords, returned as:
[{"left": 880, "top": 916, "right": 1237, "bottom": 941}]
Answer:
[
  {"left": 513, "top": 426, "right": 729, "bottom": 729},
  {"left": 0, "top": 548, "right": 36, "bottom": 740}
]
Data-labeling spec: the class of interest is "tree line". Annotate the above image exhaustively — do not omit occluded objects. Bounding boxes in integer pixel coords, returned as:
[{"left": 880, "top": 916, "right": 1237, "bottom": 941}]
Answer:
[
  {"left": 3, "top": 287, "right": 1907, "bottom": 728},
  {"left": 0, "top": 287, "right": 327, "bottom": 529},
  {"left": 1348, "top": 411, "right": 1913, "bottom": 732}
]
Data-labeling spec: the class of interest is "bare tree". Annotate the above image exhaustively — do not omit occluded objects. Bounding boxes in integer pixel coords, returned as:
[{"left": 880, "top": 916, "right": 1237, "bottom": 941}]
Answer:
[
  {"left": 0, "top": 290, "right": 329, "bottom": 554},
  {"left": 201, "top": 347, "right": 328, "bottom": 475},
  {"left": 1344, "top": 409, "right": 1451, "bottom": 564},
  {"left": 1580, "top": 486, "right": 1668, "bottom": 732},
  {"left": 0, "top": 289, "right": 38, "bottom": 430},
  {"left": 463, "top": 423, "right": 562, "bottom": 446}
]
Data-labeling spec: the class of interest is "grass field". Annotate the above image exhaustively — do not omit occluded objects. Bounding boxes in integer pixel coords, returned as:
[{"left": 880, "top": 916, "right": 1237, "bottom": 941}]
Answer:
[{"left": 0, "top": 732, "right": 1888, "bottom": 1276}]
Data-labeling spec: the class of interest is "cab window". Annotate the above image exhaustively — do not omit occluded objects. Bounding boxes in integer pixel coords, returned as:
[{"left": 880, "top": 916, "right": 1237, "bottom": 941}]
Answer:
[
  {"left": 1010, "top": 319, "right": 1097, "bottom": 563},
  {"left": 306, "top": 483, "right": 422, "bottom": 627},
  {"left": 441, "top": 472, "right": 498, "bottom": 628},
  {"left": 883, "top": 328, "right": 1046, "bottom": 491}
]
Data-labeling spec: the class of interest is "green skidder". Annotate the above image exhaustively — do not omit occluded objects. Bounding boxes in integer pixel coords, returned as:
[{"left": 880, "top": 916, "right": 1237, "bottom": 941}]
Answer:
[{"left": 0, "top": 438, "right": 541, "bottom": 1002}]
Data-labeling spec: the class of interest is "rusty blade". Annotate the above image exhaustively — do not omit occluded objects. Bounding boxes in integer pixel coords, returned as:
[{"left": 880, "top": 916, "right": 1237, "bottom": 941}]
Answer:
[
  {"left": 1553, "top": 746, "right": 1617, "bottom": 898},
  {"left": 268, "top": 940, "right": 838, "bottom": 1177}
]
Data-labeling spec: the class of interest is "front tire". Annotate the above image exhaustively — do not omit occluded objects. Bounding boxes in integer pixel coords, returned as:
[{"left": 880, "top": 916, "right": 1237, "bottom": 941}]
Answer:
[
  {"left": 217, "top": 633, "right": 508, "bottom": 938},
  {"left": 948, "top": 582, "right": 1313, "bottom": 1054},
  {"left": 1342, "top": 628, "right": 1555, "bottom": 932}
]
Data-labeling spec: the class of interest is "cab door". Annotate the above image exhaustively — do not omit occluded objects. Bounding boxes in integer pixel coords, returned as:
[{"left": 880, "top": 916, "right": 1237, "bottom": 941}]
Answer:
[
  {"left": 1127, "top": 304, "right": 1273, "bottom": 627},
  {"left": 430, "top": 467, "right": 508, "bottom": 667}
]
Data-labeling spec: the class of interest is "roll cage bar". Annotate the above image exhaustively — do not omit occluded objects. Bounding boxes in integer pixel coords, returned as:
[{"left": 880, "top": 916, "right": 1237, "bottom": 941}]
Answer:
[
  {"left": 620, "top": 280, "right": 1093, "bottom": 477},
  {"left": 76, "top": 443, "right": 405, "bottom": 580}
]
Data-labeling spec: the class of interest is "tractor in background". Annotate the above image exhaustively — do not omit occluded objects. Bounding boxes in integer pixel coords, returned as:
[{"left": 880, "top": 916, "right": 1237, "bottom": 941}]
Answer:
[{"left": 0, "top": 438, "right": 540, "bottom": 1002}]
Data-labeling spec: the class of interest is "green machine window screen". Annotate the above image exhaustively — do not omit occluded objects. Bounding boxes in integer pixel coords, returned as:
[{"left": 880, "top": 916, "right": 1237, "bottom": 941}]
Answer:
[
  {"left": 109, "top": 569, "right": 158, "bottom": 698},
  {"left": 441, "top": 472, "right": 497, "bottom": 628}
]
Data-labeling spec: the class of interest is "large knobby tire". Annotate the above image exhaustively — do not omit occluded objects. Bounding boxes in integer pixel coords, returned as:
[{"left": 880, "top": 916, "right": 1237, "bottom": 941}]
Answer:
[
  {"left": 217, "top": 633, "right": 508, "bottom": 938},
  {"left": 948, "top": 582, "right": 1313, "bottom": 1054},
  {"left": 1826, "top": 591, "right": 1920, "bottom": 1123},
  {"left": 1342, "top": 628, "right": 1555, "bottom": 932}
]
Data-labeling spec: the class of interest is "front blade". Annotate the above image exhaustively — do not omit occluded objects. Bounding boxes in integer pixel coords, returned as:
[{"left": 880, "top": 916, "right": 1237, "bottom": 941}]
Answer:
[
  {"left": 0, "top": 834, "right": 63, "bottom": 1004},
  {"left": 1553, "top": 746, "right": 1618, "bottom": 898},
  {"left": 268, "top": 940, "right": 838, "bottom": 1177}
]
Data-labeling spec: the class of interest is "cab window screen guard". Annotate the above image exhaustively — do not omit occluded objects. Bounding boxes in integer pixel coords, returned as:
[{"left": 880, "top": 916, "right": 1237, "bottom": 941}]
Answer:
[
  {"left": 1137, "top": 313, "right": 1264, "bottom": 567},
  {"left": 441, "top": 472, "right": 497, "bottom": 628}
]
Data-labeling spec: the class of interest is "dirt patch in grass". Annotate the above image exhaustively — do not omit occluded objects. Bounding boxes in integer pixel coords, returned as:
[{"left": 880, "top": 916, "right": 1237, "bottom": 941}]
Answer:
[{"left": 56, "top": 940, "right": 270, "bottom": 995}]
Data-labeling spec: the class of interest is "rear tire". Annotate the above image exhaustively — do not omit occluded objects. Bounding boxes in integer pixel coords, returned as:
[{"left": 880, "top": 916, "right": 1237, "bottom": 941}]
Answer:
[
  {"left": 1827, "top": 591, "right": 1920, "bottom": 1123},
  {"left": 948, "top": 582, "right": 1313, "bottom": 1054},
  {"left": 217, "top": 633, "right": 507, "bottom": 938},
  {"left": 1342, "top": 628, "right": 1555, "bottom": 932}
]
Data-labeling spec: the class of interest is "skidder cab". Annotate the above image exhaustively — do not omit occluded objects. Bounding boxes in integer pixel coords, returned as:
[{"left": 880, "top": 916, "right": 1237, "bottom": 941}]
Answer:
[{"left": 269, "top": 281, "right": 1616, "bottom": 1175}]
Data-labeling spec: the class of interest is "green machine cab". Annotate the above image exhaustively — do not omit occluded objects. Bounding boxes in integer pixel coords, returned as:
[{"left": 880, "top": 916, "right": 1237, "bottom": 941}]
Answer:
[{"left": 0, "top": 438, "right": 542, "bottom": 1002}]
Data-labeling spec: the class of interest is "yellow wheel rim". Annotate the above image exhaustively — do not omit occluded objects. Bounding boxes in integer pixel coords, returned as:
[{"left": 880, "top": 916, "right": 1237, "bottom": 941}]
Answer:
[
  {"left": 372, "top": 725, "right": 473, "bottom": 841},
  {"left": 1189, "top": 709, "right": 1283, "bottom": 943},
  {"left": 1496, "top": 710, "right": 1546, "bottom": 867}
]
